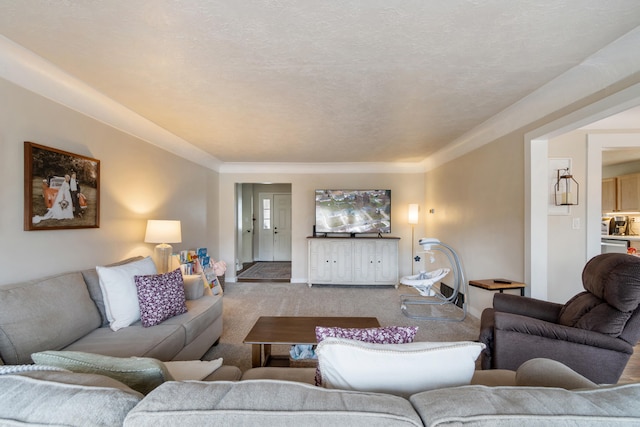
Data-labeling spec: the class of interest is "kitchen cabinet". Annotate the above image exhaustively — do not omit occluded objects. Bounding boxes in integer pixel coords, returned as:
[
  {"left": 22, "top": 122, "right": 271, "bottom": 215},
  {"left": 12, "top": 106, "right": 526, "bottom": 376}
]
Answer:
[
  {"left": 602, "top": 173, "right": 640, "bottom": 213},
  {"left": 308, "top": 237, "right": 399, "bottom": 287},
  {"left": 617, "top": 173, "right": 640, "bottom": 212},
  {"left": 602, "top": 177, "right": 617, "bottom": 213}
]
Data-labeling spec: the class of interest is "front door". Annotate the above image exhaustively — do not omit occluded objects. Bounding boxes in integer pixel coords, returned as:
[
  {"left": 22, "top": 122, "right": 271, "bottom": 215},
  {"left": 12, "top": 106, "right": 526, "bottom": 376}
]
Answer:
[
  {"left": 273, "top": 194, "right": 292, "bottom": 261},
  {"left": 257, "top": 192, "right": 292, "bottom": 261}
]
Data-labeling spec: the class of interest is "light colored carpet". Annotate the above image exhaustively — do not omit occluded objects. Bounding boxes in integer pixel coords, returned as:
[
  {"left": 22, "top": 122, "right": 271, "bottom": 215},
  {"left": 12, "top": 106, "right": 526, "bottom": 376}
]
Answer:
[
  {"left": 237, "top": 262, "right": 291, "bottom": 280},
  {"left": 203, "top": 281, "right": 480, "bottom": 372}
]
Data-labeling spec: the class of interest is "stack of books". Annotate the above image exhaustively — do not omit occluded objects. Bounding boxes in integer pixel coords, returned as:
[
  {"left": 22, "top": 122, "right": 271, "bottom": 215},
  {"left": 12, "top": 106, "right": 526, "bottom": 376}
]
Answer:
[{"left": 175, "top": 248, "right": 222, "bottom": 295}]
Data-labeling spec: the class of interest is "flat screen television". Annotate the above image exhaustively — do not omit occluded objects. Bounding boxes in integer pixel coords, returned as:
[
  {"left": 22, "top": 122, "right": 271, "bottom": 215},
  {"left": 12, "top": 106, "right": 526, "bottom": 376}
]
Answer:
[{"left": 315, "top": 189, "right": 391, "bottom": 235}]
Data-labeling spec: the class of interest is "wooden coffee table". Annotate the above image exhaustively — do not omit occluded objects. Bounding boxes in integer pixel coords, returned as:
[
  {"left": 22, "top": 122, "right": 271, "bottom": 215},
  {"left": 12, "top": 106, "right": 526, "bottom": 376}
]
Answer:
[{"left": 243, "top": 316, "right": 380, "bottom": 368}]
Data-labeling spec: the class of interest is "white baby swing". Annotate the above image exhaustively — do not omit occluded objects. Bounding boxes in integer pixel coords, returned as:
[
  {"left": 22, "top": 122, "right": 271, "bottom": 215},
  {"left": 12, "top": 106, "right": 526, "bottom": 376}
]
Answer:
[{"left": 400, "top": 238, "right": 467, "bottom": 321}]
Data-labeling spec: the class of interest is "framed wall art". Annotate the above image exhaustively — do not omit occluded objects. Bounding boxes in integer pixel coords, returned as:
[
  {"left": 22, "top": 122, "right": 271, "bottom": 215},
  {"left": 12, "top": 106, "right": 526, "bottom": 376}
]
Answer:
[{"left": 24, "top": 141, "right": 100, "bottom": 230}]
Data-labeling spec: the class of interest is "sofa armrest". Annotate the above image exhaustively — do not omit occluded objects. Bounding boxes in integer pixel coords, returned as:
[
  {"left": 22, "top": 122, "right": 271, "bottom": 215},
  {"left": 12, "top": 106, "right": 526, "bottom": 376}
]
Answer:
[
  {"left": 515, "top": 358, "right": 597, "bottom": 389},
  {"left": 470, "top": 369, "right": 516, "bottom": 386},
  {"left": 240, "top": 367, "right": 316, "bottom": 384},
  {"left": 493, "top": 293, "right": 563, "bottom": 322},
  {"left": 202, "top": 365, "right": 242, "bottom": 381},
  {"left": 494, "top": 312, "right": 632, "bottom": 353}
]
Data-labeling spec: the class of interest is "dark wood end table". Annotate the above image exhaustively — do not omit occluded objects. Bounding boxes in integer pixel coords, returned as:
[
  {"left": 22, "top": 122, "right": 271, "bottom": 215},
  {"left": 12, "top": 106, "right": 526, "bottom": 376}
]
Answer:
[
  {"left": 243, "top": 316, "right": 380, "bottom": 368},
  {"left": 468, "top": 279, "right": 526, "bottom": 296}
]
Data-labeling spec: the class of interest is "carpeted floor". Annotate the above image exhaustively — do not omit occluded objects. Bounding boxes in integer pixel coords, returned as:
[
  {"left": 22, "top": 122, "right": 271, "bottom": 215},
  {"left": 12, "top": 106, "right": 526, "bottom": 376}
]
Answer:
[
  {"left": 237, "top": 262, "right": 291, "bottom": 281},
  {"left": 203, "top": 281, "right": 480, "bottom": 372}
]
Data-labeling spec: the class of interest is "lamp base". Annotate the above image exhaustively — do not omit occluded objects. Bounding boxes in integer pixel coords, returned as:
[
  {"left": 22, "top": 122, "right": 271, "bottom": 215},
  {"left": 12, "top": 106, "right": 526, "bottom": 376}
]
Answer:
[{"left": 154, "top": 243, "right": 173, "bottom": 274}]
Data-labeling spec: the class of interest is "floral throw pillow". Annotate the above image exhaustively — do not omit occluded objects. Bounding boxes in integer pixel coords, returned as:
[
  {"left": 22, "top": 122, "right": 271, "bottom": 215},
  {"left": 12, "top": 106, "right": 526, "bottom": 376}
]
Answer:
[
  {"left": 314, "top": 326, "right": 418, "bottom": 385},
  {"left": 135, "top": 268, "right": 187, "bottom": 327},
  {"left": 315, "top": 326, "right": 418, "bottom": 344}
]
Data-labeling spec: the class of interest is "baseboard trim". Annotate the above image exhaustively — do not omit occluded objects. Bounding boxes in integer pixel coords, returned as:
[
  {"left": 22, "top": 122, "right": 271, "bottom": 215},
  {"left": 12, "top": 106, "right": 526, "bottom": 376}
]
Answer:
[{"left": 440, "top": 282, "right": 465, "bottom": 309}]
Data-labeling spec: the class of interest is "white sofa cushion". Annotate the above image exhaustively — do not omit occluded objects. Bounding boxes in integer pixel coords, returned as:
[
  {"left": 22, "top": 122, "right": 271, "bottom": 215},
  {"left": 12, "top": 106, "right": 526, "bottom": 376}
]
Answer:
[
  {"left": 316, "top": 338, "right": 484, "bottom": 397},
  {"left": 96, "top": 256, "right": 157, "bottom": 331}
]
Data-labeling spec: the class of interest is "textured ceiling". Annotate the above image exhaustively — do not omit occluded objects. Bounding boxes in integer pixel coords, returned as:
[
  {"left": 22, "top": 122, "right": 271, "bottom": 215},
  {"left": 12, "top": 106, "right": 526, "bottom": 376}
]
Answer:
[{"left": 1, "top": 1, "right": 640, "bottom": 163}]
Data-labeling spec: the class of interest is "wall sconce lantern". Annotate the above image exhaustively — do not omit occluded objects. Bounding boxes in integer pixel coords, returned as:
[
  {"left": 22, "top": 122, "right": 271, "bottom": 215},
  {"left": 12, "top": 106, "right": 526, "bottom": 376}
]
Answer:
[{"left": 554, "top": 168, "right": 579, "bottom": 206}]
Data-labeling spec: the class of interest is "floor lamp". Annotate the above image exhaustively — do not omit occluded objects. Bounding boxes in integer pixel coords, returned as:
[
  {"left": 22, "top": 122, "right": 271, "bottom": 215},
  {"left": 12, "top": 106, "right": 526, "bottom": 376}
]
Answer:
[
  {"left": 145, "top": 220, "right": 182, "bottom": 273},
  {"left": 408, "top": 204, "right": 420, "bottom": 275}
]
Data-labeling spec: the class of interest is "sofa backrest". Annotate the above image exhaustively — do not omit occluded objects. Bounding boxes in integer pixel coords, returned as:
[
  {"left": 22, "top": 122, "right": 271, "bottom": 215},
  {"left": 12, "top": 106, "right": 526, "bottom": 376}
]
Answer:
[
  {"left": 81, "top": 256, "right": 144, "bottom": 327},
  {"left": 0, "top": 271, "right": 102, "bottom": 364},
  {"left": 410, "top": 383, "right": 640, "bottom": 426},
  {"left": 0, "top": 371, "right": 142, "bottom": 426},
  {"left": 124, "top": 379, "right": 424, "bottom": 427}
]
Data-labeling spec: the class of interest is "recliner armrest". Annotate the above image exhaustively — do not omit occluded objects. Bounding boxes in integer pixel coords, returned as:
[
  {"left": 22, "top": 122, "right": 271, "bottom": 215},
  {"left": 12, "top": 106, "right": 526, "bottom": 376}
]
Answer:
[
  {"left": 494, "top": 312, "right": 633, "bottom": 353},
  {"left": 493, "top": 293, "right": 563, "bottom": 323}
]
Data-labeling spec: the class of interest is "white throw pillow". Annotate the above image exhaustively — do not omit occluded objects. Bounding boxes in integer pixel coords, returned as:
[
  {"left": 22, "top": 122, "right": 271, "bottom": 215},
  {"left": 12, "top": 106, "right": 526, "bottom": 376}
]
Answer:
[
  {"left": 96, "top": 257, "right": 157, "bottom": 331},
  {"left": 316, "top": 338, "right": 485, "bottom": 397}
]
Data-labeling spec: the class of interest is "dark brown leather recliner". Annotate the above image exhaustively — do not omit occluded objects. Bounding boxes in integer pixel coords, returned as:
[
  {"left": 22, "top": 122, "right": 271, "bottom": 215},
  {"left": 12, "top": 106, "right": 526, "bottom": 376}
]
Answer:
[{"left": 479, "top": 253, "right": 640, "bottom": 384}]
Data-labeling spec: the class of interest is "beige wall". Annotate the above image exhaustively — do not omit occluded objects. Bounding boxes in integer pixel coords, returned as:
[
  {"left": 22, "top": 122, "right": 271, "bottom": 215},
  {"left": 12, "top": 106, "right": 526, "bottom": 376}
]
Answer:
[
  {"left": 218, "top": 172, "right": 425, "bottom": 283},
  {"left": 424, "top": 134, "right": 525, "bottom": 317},
  {"left": 3, "top": 63, "right": 639, "bottom": 322},
  {"left": 547, "top": 130, "right": 588, "bottom": 303},
  {"left": 0, "top": 78, "right": 219, "bottom": 285}
]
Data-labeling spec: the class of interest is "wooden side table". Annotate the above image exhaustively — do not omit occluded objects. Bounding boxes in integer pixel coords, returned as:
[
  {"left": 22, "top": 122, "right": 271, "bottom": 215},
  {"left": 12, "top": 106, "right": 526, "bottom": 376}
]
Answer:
[
  {"left": 243, "top": 316, "right": 380, "bottom": 368},
  {"left": 468, "top": 279, "right": 526, "bottom": 296}
]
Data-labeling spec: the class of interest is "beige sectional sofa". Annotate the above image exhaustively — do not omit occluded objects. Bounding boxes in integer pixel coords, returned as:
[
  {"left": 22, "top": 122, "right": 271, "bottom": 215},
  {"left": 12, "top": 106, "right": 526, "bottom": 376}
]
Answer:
[
  {"left": 1, "top": 359, "right": 639, "bottom": 426},
  {"left": 0, "top": 257, "right": 223, "bottom": 365},
  {"left": 2, "top": 259, "right": 640, "bottom": 425}
]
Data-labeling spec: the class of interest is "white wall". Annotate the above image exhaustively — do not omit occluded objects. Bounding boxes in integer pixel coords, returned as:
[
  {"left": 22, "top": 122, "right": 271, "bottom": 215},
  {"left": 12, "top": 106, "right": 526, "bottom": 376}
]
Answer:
[
  {"left": 218, "top": 172, "right": 425, "bottom": 283},
  {"left": 0, "top": 78, "right": 219, "bottom": 284}
]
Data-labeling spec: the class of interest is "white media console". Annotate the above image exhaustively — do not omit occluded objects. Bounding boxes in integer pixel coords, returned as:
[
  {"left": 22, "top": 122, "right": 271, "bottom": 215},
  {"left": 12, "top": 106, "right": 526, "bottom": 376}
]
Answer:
[{"left": 307, "top": 236, "right": 399, "bottom": 287}]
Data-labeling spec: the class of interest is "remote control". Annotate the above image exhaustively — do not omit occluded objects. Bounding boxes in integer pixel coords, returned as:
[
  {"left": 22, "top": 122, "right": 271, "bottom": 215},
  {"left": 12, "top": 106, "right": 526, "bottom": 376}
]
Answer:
[{"left": 493, "top": 279, "right": 512, "bottom": 284}]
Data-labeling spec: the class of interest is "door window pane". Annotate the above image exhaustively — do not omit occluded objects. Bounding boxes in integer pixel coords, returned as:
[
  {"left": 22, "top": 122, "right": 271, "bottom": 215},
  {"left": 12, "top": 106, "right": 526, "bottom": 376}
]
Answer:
[{"left": 263, "top": 199, "right": 271, "bottom": 229}]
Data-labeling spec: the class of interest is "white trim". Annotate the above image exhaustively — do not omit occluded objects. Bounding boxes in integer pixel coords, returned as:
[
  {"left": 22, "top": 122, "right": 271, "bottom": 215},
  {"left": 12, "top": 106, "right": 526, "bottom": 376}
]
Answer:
[
  {"left": 219, "top": 161, "right": 426, "bottom": 174},
  {"left": 525, "top": 138, "right": 548, "bottom": 300}
]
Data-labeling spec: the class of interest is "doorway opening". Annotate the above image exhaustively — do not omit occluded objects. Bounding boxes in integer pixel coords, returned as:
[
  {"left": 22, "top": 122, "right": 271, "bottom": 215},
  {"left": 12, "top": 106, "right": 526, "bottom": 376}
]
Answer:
[
  {"left": 526, "top": 86, "right": 640, "bottom": 301},
  {"left": 235, "top": 183, "right": 292, "bottom": 282}
]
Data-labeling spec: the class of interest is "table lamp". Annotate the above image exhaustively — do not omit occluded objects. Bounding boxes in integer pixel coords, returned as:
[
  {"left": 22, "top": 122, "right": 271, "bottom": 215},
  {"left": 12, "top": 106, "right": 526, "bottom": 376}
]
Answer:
[{"left": 144, "top": 220, "right": 182, "bottom": 273}]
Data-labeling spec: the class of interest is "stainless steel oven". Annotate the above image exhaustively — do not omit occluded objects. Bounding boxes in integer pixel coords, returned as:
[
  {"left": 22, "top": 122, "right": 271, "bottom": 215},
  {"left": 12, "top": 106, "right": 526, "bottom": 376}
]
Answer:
[{"left": 601, "top": 238, "right": 630, "bottom": 254}]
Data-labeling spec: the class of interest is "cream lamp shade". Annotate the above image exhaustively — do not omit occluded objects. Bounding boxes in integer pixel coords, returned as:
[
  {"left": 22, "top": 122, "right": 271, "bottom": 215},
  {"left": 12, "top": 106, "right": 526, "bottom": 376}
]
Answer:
[
  {"left": 145, "top": 220, "right": 182, "bottom": 273},
  {"left": 408, "top": 204, "right": 420, "bottom": 225}
]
